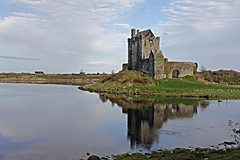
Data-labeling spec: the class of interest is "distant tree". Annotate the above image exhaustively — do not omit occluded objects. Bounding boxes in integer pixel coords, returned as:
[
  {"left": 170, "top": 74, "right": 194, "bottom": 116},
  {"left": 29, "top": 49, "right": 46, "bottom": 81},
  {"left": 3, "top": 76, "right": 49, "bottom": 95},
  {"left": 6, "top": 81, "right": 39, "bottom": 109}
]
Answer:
[
  {"left": 200, "top": 65, "right": 206, "bottom": 73},
  {"left": 79, "top": 69, "right": 85, "bottom": 75}
]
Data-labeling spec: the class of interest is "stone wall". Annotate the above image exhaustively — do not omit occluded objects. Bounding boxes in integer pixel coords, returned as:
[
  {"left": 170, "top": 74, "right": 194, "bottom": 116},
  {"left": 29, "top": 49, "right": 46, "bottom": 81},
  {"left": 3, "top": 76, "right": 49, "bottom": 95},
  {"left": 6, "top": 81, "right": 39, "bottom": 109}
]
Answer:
[
  {"left": 165, "top": 60, "right": 197, "bottom": 78},
  {"left": 153, "top": 50, "right": 166, "bottom": 79},
  {"left": 127, "top": 38, "right": 133, "bottom": 70},
  {"left": 128, "top": 36, "right": 142, "bottom": 71},
  {"left": 149, "top": 52, "right": 154, "bottom": 77},
  {"left": 141, "top": 59, "right": 149, "bottom": 74},
  {"left": 141, "top": 33, "right": 160, "bottom": 59}
]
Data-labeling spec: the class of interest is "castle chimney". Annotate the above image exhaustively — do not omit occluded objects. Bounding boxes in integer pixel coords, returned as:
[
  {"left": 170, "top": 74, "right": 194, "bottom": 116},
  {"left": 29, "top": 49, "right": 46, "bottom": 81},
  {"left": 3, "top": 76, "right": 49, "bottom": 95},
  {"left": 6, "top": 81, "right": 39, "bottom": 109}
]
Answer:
[
  {"left": 137, "top": 29, "right": 139, "bottom": 34},
  {"left": 131, "top": 28, "right": 136, "bottom": 37}
]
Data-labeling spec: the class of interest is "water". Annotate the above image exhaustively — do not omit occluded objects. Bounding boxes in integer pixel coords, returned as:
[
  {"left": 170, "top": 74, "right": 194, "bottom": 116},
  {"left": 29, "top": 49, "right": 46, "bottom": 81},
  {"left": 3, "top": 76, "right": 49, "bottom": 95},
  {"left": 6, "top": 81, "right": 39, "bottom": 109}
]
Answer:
[{"left": 0, "top": 83, "right": 239, "bottom": 160}]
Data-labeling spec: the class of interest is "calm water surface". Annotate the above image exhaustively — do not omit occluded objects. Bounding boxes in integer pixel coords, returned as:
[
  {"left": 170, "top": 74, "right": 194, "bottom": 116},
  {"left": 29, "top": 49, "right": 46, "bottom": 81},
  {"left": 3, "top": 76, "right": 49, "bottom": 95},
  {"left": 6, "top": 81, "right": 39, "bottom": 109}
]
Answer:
[{"left": 0, "top": 83, "right": 239, "bottom": 160}]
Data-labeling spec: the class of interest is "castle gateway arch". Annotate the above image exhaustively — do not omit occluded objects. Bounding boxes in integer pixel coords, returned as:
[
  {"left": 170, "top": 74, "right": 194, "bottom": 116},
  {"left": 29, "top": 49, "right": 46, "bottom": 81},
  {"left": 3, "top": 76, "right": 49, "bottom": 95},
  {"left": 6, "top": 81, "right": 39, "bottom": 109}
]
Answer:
[{"left": 172, "top": 69, "right": 179, "bottom": 78}]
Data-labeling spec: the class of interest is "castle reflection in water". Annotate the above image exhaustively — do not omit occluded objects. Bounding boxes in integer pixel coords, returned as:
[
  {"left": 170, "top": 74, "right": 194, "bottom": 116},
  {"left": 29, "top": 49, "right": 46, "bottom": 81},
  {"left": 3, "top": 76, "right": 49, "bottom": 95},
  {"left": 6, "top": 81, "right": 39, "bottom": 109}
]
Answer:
[{"left": 99, "top": 94, "right": 209, "bottom": 150}]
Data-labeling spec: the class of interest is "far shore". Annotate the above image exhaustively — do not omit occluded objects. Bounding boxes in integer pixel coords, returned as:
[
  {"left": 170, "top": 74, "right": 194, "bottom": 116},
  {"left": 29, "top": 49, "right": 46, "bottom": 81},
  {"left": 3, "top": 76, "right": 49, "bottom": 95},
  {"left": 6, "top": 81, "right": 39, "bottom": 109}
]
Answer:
[{"left": 0, "top": 72, "right": 101, "bottom": 86}]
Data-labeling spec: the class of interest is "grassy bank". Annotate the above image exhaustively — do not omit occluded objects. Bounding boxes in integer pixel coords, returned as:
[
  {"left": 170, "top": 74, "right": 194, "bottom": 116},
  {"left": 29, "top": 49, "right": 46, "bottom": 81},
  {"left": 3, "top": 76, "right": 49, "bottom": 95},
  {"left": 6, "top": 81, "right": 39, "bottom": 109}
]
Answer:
[
  {"left": 111, "top": 147, "right": 240, "bottom": 160},
  {"left": 79, "top": 70, "right": 240, "bottom": 99}
]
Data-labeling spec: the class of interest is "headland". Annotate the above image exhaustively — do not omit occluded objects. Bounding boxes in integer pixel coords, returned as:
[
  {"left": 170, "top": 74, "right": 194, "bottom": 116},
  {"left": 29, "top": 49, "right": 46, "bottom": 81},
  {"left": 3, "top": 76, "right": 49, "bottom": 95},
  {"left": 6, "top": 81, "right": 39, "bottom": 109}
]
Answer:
[{"left": 79, "top": 70, "right": 240, "bottom": 100}]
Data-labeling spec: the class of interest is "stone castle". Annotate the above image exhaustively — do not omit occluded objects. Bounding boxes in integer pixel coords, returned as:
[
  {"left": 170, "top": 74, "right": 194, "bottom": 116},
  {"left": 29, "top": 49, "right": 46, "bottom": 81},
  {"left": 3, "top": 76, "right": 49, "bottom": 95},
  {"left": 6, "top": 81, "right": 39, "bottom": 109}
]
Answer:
[{"left": 123, "top": 29, "right": 197, "bottom": 79}]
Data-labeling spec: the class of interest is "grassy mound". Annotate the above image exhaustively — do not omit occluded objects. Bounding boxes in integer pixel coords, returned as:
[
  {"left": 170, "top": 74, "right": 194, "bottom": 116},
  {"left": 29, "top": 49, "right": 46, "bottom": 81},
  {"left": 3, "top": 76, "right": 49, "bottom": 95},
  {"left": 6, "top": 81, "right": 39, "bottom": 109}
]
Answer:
[{"left": 98, "top": 70, "right": 154, "bottom": 87}]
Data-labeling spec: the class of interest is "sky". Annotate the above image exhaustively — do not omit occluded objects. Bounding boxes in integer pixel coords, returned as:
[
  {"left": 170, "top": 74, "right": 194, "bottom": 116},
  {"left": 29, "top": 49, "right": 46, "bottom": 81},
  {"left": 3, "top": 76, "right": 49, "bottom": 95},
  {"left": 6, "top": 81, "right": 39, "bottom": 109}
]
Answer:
[{"left": 0, "top": 0, "right": 239, "bottom": 73}]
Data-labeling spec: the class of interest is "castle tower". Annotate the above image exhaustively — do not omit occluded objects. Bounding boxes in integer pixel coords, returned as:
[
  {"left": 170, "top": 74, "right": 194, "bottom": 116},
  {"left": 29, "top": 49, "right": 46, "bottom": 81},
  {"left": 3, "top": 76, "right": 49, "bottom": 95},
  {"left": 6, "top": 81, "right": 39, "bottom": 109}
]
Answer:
[{"left": 128, "top": 29, "right": 161, "bottom": 75}]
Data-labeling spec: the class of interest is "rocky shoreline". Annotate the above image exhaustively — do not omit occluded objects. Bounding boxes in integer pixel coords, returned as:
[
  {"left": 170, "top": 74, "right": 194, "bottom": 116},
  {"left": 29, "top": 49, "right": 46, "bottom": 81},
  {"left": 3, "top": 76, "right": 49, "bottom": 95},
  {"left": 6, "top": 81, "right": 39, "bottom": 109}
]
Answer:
[{"left": 85, "top": 146, "right": 240, "bottom": 160}]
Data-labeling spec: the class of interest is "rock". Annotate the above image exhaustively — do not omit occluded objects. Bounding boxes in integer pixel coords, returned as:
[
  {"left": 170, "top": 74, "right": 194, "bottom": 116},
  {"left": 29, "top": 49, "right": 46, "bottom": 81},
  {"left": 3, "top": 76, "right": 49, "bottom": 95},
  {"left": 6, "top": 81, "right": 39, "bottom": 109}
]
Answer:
[
  {"left": 126, "top": 83, "right": 133, "bottom": 87},
  {"left": 87, "top": 155, "right": 100, "bottom": 160},
  {"left": 127, "top": 97, "right": 133, "bottom": 100}
]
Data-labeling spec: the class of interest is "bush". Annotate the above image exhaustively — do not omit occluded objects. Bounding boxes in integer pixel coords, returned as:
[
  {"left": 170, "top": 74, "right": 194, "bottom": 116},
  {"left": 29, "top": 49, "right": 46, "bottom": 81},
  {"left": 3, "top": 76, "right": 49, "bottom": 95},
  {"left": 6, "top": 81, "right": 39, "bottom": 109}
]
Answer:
[{"left": 200, "top": 69, "right": 240, "bottom": 85}]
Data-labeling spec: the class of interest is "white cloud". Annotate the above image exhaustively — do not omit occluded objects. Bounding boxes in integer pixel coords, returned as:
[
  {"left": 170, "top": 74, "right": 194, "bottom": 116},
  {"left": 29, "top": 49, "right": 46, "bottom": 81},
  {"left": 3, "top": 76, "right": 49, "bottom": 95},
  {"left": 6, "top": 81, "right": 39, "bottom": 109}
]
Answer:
[
  {"left": 159, "top": 0, "right": 238, "bottom": 33},
  {"left": 113, "top": 23, "right": 131, "bottom": 28},
  {"left": 155, "top": 0, "right": 240, "bottom": 71},
  {"left": 0, "top": 0, "right": 144, "bottom": 73},
  {"left": 9, "top": 0, "right": 42, "bottom": 5},
  {"left": 12, "top": 12, "right": 38, "bottom": 17},
  {"left": 87, "top": 61, "right": 115, "bottom": 66},
  {"left": 0, "top": 55, "right": 41, "bottom": 61}
]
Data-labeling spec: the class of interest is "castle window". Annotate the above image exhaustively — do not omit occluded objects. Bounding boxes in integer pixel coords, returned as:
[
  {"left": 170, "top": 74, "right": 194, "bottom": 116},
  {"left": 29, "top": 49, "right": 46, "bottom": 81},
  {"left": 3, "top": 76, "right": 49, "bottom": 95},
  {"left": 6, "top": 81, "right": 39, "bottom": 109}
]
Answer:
[{"left": 150, "top": 40, "right": 152, "bottom": 47}]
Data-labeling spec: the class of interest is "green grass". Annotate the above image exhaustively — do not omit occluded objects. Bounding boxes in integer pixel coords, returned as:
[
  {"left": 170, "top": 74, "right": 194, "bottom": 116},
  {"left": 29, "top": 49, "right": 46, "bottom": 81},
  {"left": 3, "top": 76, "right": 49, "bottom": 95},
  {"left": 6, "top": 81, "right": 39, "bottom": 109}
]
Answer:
[
  {"left": 182, "top": 75, "right": 200, "bottom": 82},
  {"left": 150, "top": 78, "right": 237, "bottom": 91}
]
